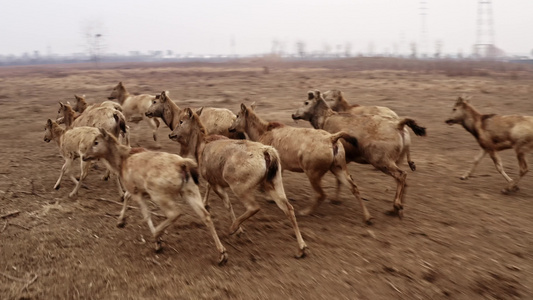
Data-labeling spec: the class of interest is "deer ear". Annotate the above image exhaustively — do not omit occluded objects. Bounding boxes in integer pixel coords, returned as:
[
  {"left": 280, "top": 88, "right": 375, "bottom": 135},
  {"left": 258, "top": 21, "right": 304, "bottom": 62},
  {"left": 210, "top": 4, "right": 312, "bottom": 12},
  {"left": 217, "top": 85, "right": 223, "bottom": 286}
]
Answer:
[
  {"left": 59, "top": 101, "right": 64, "bottom": 107},
  {"left": 308, "top": 91, "right": 314, "bottom": 100},
  {"left": 315, "top": 90, "right": 321, "bottom": 99},
  {"left": 185, "top": 107, "right": 193, "bottom": 118},
  {"left": 250, "top": 101, "right": 257, "bottom": 111},
  {"left": 160, "top": 91, "right": 167, "bottom": 102},
  {"left": 99, "top": 128, "right": 108, "bottom": 138},
  {"left": 118, "top": 82, "right": 123, "bottom": 86},
  {"left": 240, "top": 103, "right": 247, "bottom": 112},
  {"left": 196, "top": 107, "right": 204, "bottom": 116},
  {"left": 47, "top": 119, "right": 53, "bottom": 126}
]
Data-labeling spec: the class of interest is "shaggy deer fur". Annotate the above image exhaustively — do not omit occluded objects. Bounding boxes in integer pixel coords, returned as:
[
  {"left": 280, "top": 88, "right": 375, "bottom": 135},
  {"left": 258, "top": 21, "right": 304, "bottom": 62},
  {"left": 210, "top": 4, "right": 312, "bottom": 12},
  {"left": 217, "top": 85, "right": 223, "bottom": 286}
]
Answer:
[
  {"left": 108, "top": 82, "right": 160, "bottom": 141},
  {"left": 145, "top": 91, "right": 245, "bottom": 156},
  {"left": 446, "top": 96, "right": 533, "bottom": 193},
  {"left": 57, "top": 101, "right": 127, "bottom": 196},
  {"left": 292, "top": 90, "right": 426, "bottom": 217},
  {"left": 83, "top": 128, "right": 228, "bottom": 265},
  {"left": 323, "top": 89, "right": 399, "bottom": 119},
  {"left": 44, "top": 119, "right": 101, "bottom": 198},
  {"left": 71, "top": 95, "right": 129, "bottom": 145},
  {"left": 169, "top": 108, "right": 307, "bottom": 258},
  {"left": 229, "top": 103, "right": 372, "bottom": 223},
  {"left": 72, "top": 94, "right": 122, "bottom": 114}
]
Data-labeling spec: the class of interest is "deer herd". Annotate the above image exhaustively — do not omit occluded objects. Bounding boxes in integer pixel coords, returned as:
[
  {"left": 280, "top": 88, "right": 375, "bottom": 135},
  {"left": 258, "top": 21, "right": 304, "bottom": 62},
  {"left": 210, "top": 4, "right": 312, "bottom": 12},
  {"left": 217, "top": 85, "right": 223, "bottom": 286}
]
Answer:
[{"left": 42, "top": 81, "right": 533, "bottom": 265}]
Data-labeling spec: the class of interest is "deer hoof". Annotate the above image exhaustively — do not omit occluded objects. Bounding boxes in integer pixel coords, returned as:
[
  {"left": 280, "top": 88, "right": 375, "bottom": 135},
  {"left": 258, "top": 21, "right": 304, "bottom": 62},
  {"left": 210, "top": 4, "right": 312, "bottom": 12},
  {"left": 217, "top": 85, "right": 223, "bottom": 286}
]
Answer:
[
  {"left": 295, "top": 246, "right": 308, "bottom": 259},
  {"left": 102, "top": 175, "right": 110, "bottom": 181},
  {"left": 408, "top": 161, "right": 416, "bottom": 171},
  {"left": 330, "top": 199, "right": 343, "bottom": 205},
  {"left": 68, "top": 192, "right": 77, "bottom": 198},
  {"left": 298, "top": 207, "right": 314, "bottom": 216},
  {"left": 460, "top": 175, "right": 469, "bottom": 180},
  {"left": 218, "top": 251, "right": 228, "bottom": 266},
  {"left": 117, "top": 220, "right": 126, "bottom": 228},
  {"left": 365, "top": 217, "right": 374, "bottom": 226},
  {"left": 229, "top": 225, "right": 244, "bottom": 236},
  {"left": 54, "top": 184, "right": 60, "bottom": 190},
  {"left": 501, "top": 186, "right": 519, "bottom": 194},
  {"left": 155, "top": 239, "right": 163, "bottom": 253}
]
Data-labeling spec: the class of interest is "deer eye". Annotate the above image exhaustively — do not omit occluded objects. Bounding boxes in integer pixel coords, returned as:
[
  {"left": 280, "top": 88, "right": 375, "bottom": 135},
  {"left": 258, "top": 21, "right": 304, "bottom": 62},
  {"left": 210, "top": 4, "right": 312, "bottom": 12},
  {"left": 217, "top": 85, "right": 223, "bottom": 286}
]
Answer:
[
  {"left": 94, "top": 141, "right": 99, "bottom": 146},
  {"left": 305, "top": 101, "right": 309, "bottom": 105},
  {"left": 452, "top": 108, "right": 456, "bottom": 112}
]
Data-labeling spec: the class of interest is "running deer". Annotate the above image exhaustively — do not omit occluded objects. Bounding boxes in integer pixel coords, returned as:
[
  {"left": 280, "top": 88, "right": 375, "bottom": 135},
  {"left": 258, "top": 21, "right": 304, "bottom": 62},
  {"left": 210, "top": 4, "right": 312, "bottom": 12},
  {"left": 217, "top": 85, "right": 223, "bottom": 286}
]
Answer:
[
  {"left": 145, "top": 91, "right": 245, "bottom": 156},
  {"left": 323, "top": 89, "right": 399, "bottom": 119},
  {"left": 83, "top": 128, "right": 228, "bottom": 265},
  {"left": 229, "top": 103, "right": 372, "bottom": 224},
  {"left": 169, "top": 108, "right": 307, "bottom": 258},
  {"left": 108, "top": 82, "right": 160, "bottom": 142},
  {"left": 446, "top": 95, "right": 533, "bottom": 194},
  {"left": 292, "top": 90, "right": 426, "bottom": 218},
  {"left": 43, "top": 119, "right": 101, "bottom": 198}
]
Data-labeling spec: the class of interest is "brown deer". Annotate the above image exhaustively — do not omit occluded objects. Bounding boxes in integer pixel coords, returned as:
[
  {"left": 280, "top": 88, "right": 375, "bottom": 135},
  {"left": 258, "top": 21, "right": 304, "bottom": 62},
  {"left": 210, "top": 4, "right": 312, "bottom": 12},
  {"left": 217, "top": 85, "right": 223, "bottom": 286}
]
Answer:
[
  {"left": 292, "top": 90, "right": 426, "bottom": 218},
  {"left": 44, "top": 119, "right": 100, "bottom": 198},
  {"left": 168, "top": 108, "right": 307, "bottom": 258},
  {"left": 229, "top": 103, "right": 372, "bottom": 224},
  {"left": 145, "top": 91, "right": 245, "bottom": 156},
  {"left": 446, "top": 96, "right": 533, "bottom": 194},
  {"left": 323, "top": 89, "right": 399, "bottom": 119},
  {"left": 108, "top": 82, "right": 160, "bottom": 142},
  {"left": 83, "top": 128, "right": 228, "bottom": 265}
]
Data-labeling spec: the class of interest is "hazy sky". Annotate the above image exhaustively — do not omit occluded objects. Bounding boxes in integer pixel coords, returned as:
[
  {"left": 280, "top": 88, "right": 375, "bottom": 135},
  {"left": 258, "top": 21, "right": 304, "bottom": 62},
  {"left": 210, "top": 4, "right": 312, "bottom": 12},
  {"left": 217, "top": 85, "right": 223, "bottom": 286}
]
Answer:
[{"left": 1, "top": 0, "right": 532, "bottom": 57}]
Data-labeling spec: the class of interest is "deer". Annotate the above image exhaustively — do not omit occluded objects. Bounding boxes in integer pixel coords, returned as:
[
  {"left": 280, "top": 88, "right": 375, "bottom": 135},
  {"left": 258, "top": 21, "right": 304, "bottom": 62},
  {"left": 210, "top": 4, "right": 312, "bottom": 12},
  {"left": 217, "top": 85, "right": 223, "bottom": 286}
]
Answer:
[
  {"left": 145, "top": 91, "right": 245, "bottom": 156},
  {"left": 83, "top": 128, "right": 228, "bottom": 265},
  {"left": 228, "top": 103, "right": 372, "bottom": 224},
  {"left": 446, "top": 95, "right": 533, "bottom": 194},
  {"left": 168, "top": 108, "right": 308, "bottom": 258},
  {"left": 323, "top": 89, "right": 399, "bottom": 119},
  {"left": 292, "top": 90, "right": 426, "bottom": 218},
  {"left": 108, "top": 82, "right": 160, "bottom": 142},
  {"left": 43, "top": 119, "right": 101, "bottom": 198}
]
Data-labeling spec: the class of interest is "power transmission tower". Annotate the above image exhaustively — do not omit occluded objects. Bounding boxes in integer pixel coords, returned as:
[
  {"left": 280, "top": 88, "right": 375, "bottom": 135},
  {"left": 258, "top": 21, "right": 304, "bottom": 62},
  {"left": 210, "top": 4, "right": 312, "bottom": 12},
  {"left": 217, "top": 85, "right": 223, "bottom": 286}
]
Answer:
[
  {"left": 419, "top": 1, "right": 428, "bottom": 58},
  {"left": 475, "top": 0, "right": 496, "bottom": 58}
]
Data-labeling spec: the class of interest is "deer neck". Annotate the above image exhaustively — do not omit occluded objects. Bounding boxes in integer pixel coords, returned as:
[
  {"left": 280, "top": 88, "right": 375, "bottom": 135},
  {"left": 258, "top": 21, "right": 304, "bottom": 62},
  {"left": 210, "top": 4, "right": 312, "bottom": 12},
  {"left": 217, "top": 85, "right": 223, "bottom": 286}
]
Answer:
[
  {"left": 163, "top": 100, "right": 182, "bottom": 130},
  {"left": 53, "top": 125, "right": 65, "bottom": 148},
  {"left": 245, "top": 114, "right": 269, "bottom": 141},
  {"left": 309, "top": 101, "right": 333, "bottom": 129},
  {"left": 191, "top": 130, "right": 207, "bottom": 163},
  {"left": 103, "top": 142, "right": 131, "bottom": 175},
  {"left": 62, "top": 109, "right": 76, "bottom": 129},
  {"left": 461, "top": 106, "right": 482, "bottom": 139},
  {"left": 116, "top": 89, "right": 130, "bottom": 105}
]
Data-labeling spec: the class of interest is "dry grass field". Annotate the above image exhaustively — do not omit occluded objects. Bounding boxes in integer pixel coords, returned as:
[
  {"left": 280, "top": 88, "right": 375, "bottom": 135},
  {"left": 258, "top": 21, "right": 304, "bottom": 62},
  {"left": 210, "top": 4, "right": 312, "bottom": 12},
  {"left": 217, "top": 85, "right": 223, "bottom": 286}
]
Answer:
[{"left": 1, "top": 58, "right": 532, "bottom": 299}]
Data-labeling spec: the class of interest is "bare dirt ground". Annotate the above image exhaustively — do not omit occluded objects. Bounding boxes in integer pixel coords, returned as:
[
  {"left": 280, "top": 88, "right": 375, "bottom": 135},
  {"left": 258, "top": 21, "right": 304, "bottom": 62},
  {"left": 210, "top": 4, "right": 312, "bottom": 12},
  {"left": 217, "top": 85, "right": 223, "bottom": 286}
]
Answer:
[{"left": 1, "top": 58, "right": 532, "bottom": 299}]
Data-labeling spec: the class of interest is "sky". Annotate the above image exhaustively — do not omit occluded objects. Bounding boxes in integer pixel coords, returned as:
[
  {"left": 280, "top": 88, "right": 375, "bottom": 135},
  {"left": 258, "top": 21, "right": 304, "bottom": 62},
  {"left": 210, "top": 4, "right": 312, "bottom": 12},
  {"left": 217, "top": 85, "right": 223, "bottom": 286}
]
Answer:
[{"left": 1, "top": 0, "right": 532, "bottom": 57}]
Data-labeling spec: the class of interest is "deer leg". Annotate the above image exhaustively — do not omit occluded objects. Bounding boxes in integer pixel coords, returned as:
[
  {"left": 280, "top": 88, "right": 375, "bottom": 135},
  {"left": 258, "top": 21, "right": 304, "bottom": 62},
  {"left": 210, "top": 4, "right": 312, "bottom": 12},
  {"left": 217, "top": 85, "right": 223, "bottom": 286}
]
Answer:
[
  {"left": 331, "top": 167, "right": 372, "bottom": 224},
  {"left": 150, "top": 194, "right": 182, "bottom": 252},
  {"left": 203, "top": 184, "right": 211, "bottom": 210},
  {"left": 117, "top": 191, "right": 131, "bottom": 227},
  {"left": 266, "top": 179, "right": 308, "bottom": 258},
  {"left": 147, "top": 117, "right": 160, "bottom": 142},
  {"left": 461, "top": 149, "right": 487, "bottom": 180},
  {"left": 211, "top": 185, "right": 244, "bottom": 235},
  {"left": 487, "top": 151, "right": 514, "bottom": 193},
  {"left": 502, "top": 151, "right": 528, "bottom": 194},
  {"left": 331, "top": 178, "right": 343, "bottom": 205},
  {"left": 69, "top": 159, "right": 90, "bottom": 198},
  {"left": 299, "top": 171, "right": 327, "bottom": 216},
  {"left": 184, "top": 189, "right": 228, "bottom": 265},
  {"left": 54, "top": 158, "right": 74, "bottom": 190},
  {"left": 380, "top": 165, "right": 407, "bottom": 219},
  {"left": 135, "top": 193, "right": 157, "bottom": 240},
  {"left": 229, "top": 193, "right": 260, "bottom": 235}
]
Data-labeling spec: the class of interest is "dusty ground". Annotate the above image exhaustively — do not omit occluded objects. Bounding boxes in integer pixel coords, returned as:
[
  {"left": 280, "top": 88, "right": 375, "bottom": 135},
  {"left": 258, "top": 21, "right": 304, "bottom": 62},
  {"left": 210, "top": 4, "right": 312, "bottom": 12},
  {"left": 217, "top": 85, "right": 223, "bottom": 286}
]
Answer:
[{"left": 0, "top": 58, "right": 532, "bottom": 299}]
